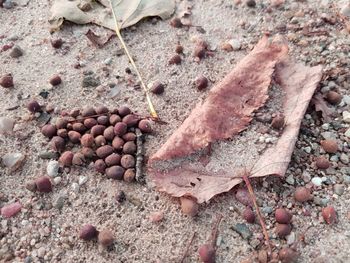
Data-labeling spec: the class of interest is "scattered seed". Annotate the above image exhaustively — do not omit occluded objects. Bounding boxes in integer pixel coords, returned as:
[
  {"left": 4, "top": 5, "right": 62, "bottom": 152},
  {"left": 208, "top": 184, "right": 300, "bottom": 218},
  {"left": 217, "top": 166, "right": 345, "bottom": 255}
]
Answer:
[
  {"left": 0, "top": 74, "right": 14, "bottom": 88},
  {"left": 242, "top": 207, "right": 255, "bottom": 223},
  {"left": 322, "top": 206, "right": 337, "bottom": 224},
  {"left": 41, "top": 124, "right": 57, "bottom": 138},
  {"left": 96, "top": 145, "right": 114, "bottom": 159},
  {"left": 325, "top": 91, "right": 342, "bottom": 105},
  {"left": 27, "top": 100, "right": 41, "bottom": 113},
  {"left": 59, "top": 151, "right": 74, "bottom": 166},
  {"left": 35, "top": 176, "right": 52, "bottom": 193},
  {"left": 315, "top": 156, "right": 330, "bottom": 169},
  {"left": 51, "top": 38, "right": 63, "bottom": 49},
  {"left": 138, "top": 119, "right": 152, "bottom": 133},
  {"left": 294, "top": 187, "right": 311, "bottom": 202},
  {"left": 98, "top": 229, "right": 114, "bottom": 247},
  {"left": 195, "top": 76, "right": 208, "bottom": 91},
  {"left": 50, "top": 136, "right": 65, "bottom": 152},
  {"left": 169, "top": 54, "right": 182, "bottom": 65},
  {"left": 68, "top": 131, "right": 81, "bottom": 143},
  {"left": 180, "top": 197, "right": 199, "bottom": 216},
  {"left": 120, "top": 154, "right": 135, "bottom": 169},
  {"left": 275, "top": 208, "right": 292, "bottom": 224},
  {"left": 320, "top": 139, "right": 338, "bottom": 153},
  {"left": 124, "top": 168, "right": 135, "bottom": 182},
  {"left": 79, "top": 224, "right": 98, "bottom": 241},
  {"left": 94, "top": 159, "right": 106, "bottom": 173},
  {"left": 169, "top": 17, "right": 182, "bottom": 28},
  {"left": 49, "top": 75, "right": 62, "bottom": 86},
  {"left": 275, "top": 223, "right": 292, "bottom": 238}
]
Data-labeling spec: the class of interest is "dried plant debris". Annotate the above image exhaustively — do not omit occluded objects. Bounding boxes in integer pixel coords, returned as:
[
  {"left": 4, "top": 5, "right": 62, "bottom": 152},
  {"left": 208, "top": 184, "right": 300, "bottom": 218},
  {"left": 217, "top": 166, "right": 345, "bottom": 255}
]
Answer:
[
  {"left": 148, "top": 36, "right": 323, "bottom": 203},
  {"left": 49, "top": 0, "right": 176, "bottom": 31}
]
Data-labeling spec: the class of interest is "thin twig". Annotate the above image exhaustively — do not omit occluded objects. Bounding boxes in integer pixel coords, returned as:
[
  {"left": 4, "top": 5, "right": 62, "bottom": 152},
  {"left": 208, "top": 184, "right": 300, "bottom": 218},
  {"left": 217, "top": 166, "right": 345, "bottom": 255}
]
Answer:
[
  {"left": 135, "top": 128, "right": 144, "bottom": 183},
  {"left": 242, "top": 175, "right": 271, "bottom": 253},
  {"left": 211, "top": 214, "right": 223, "bottom": 248},
  {"left": 179, "top": 232, "right": 196, "bottom": 263}
]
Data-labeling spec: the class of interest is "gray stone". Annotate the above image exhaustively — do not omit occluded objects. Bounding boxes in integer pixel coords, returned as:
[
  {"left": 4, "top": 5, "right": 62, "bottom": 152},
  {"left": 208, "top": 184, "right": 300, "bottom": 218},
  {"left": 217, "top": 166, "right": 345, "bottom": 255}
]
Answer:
[
  {"left": 231, "top": 223, "right": 252, "bottom": 240},
  {"left": 47, "top": 160, "right": 59, "bottom": 177},
  {"left": 82, "top": 75, "right": 100, "bottom": 88},
  {"left": 9, "top": 45, "right": 24, "bottom": 58},
  {"left": 340, "top": 153, "right": 349, "bottom": 164},
  {"left": 302, "top": 171, "right": 311, "bottom": 183},
  {"left": 39, "top": 152, "right": 58, "bottom": 159},
  {"left": 334, "top": 184, "right": 345, "bottom": 195},
  {"left": 286, "top": 174, "right": 295, "bottom": 185},
  {"left": 311, "top": 177, "right": 322, "bottom": 187},
  {"left": 54, "top": 195, "right": 66, "bottom": 210},
  {"left": 345, "top": 128, "right": 350, "bottom": 138},
  {"left": 3, "top": 0, "right": 14, "bottom": 9},
  {"left": 78, "top": 176, "right": 87, "bottom": 185},
  {"left": 343, "top": 175, "right": 350, "bottom": 184},
  {"left": 228, "top": 39, "right": 241, "bottom": 51},
  {"left": 342, "top": 95, "right": 350, "bottom": 105},
  {"left": 321, "top": 131, "right": 337, "bottom": 140},
  {"left": 343, "top": 111, "right": 350, "bottom": 123},
  {"left": 0, "top": 117, "right": 15, "bottom": 134},
  {"left": 261, "top": 206, "right": 273, "bottom": 214},
  {"left": 2, "top": 152, "right": 25, "bottom": 170}
]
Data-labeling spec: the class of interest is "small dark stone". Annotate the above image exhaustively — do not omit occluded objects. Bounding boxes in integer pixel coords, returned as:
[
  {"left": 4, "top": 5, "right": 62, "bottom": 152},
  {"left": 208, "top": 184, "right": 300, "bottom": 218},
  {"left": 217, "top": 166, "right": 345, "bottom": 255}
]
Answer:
[
  {"left": 51, "top": 38, "right": 63, "bottom": 49},
  {"left": 79, "top": 224, "right": 98, "bottom": 241},
  {"left": 35, "top": 176, "right": 52, "bottom": 193},
  {"left": 150, "top": 81, "right": 165, "bottom": 95},
  {"left": 169, "top": 17, "right": 182, "bottom": 28},
  {"left": 115, "top": 190, "right": 126, "bottom": 203},
  {"left": 125, "top": 67, "right": 132, "bottom": 74},
  {"left": 49, "top": 75, "right": 62, "bottom": 86},
  {"left": 195, "top": 76, "right": 208, "bottom": 91},
  {"left": 169, "top": 54, "right": 182, "bottom": 65},
  {"left": 246, "top": 0, "right": 256, "bottom": 8},
  {"left": 82, "top": 75, "right": 100, "bottom": 88},
  {"left": 175, "top": 44, "right": 183, "bottom": 54},
  {"left": 0, "top": 73, "right": 14, "bottom": 88},
  {"left": 39, "top": 90, "right": 49, "bottom": 99},
  {"left": 9, "top": 45, "right": 23, "bottom": 58},
  {"left": 27, "top": 100, "right": 41, "bottom": 113}
]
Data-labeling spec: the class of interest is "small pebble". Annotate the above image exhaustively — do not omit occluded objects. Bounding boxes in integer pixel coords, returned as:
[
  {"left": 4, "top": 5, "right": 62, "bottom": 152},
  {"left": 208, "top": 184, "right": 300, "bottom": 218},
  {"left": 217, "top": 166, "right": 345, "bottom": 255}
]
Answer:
[
  {"left": 49, "top": 75, "right": 62, "bottom": 86},
  {"left": 275, "top": 208, "right": 292, "bottom": 224},
  {"left": 232, "top": 223, "right": 252, "bottom": 240},
  {"left": 246, "top": 0, "right": 256, "bottom": 7},
  {"left": 98, "top": 229, "right": 114, "bottom": 247},
  {"left": 79, "top": 224, "right": 98, "bottom": 241},
  {"left": 0, "top": 117, "right": 15, "bottom": 134},
  {"left": 242, "top": 207, "right": 255, "bottom": 223},
  {"left": 235, "top": 188, "right": 252, "bottom": 207},
  {"left": 47, "top": 160, "right": 59, "bottom": 177},
  {"left": 334, "top": 184, "right": 344, "bottom": 196},
  {"left": 169, "top": 17, "right": 182, "bottom": 28},
  {"left": 1, "top": 202, "right": 22, "bottom": 218},
  {"left": 149, "top": 211, "right": 164, "bottom": 222},
  {"left": 322, "top": 206, "right": 337, "bottom": 224},
  {"left": 279, "top": 247, "right": 298, "bottom": 263},
  {"left": 150, "top": 81, "right": 165, "bottom": 95},
  {"left": 311, "top": 177, "right": 322, "bottom": 187},
  {"left": 59, "top": 151, "right": 74, "bottom": 166},
  {"left": 115, "top": 190, "right": 126, "bottom": 203},
  {"left": 294, "top": 187, "right": 311, "bottom": 202},
  {"left": 2, "top": 152, "right": 25, "bottom": 170},
  {"left": 9, "top": 45, "right": 23, "bottom": 58},
  {"left": 169, "top": 54, "right": 182, "bottom": 65},
  {"left": 51, "top": 38, "right": 63, "bottom": 49},
  {"left": 0, "top": 73, "right": 14, "bottom": 88},
  {"left": 326, "top": 91, "right": 342, "bottom": 105},
  {"left": 342, "top": 111, "right": 350, "bottom": 123},
  {"left": 315, "top": 156, "right": 330, "bottom": 169},
  {"left": 35, "top": 176, "right": 52, "bottom": 193},
  {"left": 275, "top": 223, "right": 292, "bottom": 238},
  {"left": 195, "top": 76, "right": 208, "bottom": 91},
  {"left": 320, "top": 139, "right": 338, "bottom": 153},
  {"left": 180, "top": 197, "right": 199, "bottom": 216},
  {"left": 27, "top": 100, "right": 41, "bottom": 113}
]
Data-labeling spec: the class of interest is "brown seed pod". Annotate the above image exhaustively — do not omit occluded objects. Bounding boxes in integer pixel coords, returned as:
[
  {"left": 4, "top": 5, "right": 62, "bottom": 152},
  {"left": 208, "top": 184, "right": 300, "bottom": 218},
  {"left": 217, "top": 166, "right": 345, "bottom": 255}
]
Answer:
[
  {"left": 275, "top": 208, "right": 292, "bottom": 224},
  {"left": 72, "top": 123, "right": 86, "bottom": 133},
  {"left": 294, "top": 187, "right": 311, "bottom": 202},
  {"left": 81, "top": 107, "right": 96, "bottom": 117},
  {"left": 59, "top": 151, "right": 74, "bottom": 166},
  {"left": 103, "top": 126, "right": 115, "bottom": 141},
  {"left": 79, "top": 224, "right": 98, "bottom": 241},
  {"left": 49, "top": 74, "right": 62, "bottom": 86},
  {"left": 81, "top": 147, "right": 94, "bottom": 159},
  {"left": 98, "top": 230, "right": 114, "bottom": 247},
  {"left": 91, "top": 125, "right": 106, "bottom": 137},
  {"left": 120, "top": 154, "right": 135, "bottom": 169},
  {"left": 320, "top": 139, "right": 338, "bottom": 153},
  {"left": 56, "top": 118, "right": 68, "bottom": 129},
  {"left": 180, "top": 197, "right": 199, "bottom": 216},
  {"left": 72, "top": 152, "right": 85, "bottom": 166},
  {"left": 138, "top": 119, "right": 152, "bottom": 133},
  {"left": 195, "top": 76, "right": 208, "bottom": 91},
  {"left": 242, "top": 207, "right": 255, "bottom": 223},
  {"left": 169, "top": 54, "right": 182, "bottom": 65},
  {"left": 57, "top": 128, "right": 68, "bottom": 138},
  {"left": 105, "top": 153, "right": 121, "bottom": 166},
  {"left": 315, "top": 156, "right": 330, "bottom": 169},
  {"left": 175, "top": 44, "right": 184, "bottom": 54},
  {"left": 325, "top": 91, "right": 342, "bottom": 105},
  {"left": 123, "top": 141, "right": 137, "bottom": 154},
  {"left": 246, "top": 0, "right": 256, "bottom": 8},
  {"left": 84, "top": 118, "right": 98, "bottom": 129},
  {"left": 112, "top": 136, "right": 124, "bottom": 150},
  {"left": 51, "top": 38, "right": 63, "bottom": 49},
  {"left": 27, "top": 100, "right": 41, "bottom": 113},
  {"left": 69, "top": 109, "right": 80, "bottom": 118},
  {"left": 124, "top": 168, "right": 135, "bottom": 182},
  {"left": 97, "top": 115, "right": 109, "bottom": 126},
  {"left": 41, "top": 124, "right": 57, "bottom": 138},
  {"left": 50, "top": 136, "right": 65, "bottom": 152},
  {"left": 122, "top": 132, "right": 136, "bottom": 141},
  {"left": 114, "top": 122, "right": 127, "bottom": 136},
  {"left": 95, "top": 105, "right": 109, "bottom": 115},
  {"left": 198, "top": 243, "right": 215, "bottom": 263},
  {"left": 278, "top": 247, "right": 298, "bottom": 263},
  {"left": 150, "top": 81, "right": 165, "bottom": 95},
  {"left": 96, "top": 145, "right": 114, "bottom": 159},
  {"left": 122, "top": 114, "right": 140, "bottom": 127},
  {"left": 118, "top": 106, "right": 131, "bottom": 117},
  {"left": 271, "top": 114, "right": 285, "bottom": 130},
  {"left": 68, "top": 131, "right": 81, "bottom": 143},
  {"left": 109, "top": 114, "right": 121, "bottom": 125},
  {"left": 94, "top": 159, "right": 106, "bottom": 173},
  {"left": 35, "top": 176, "right": 52, "bottom": 193},
  {"left": 106, "top": 165, "right": 125, "bottom": 180},
  {"left": 322, "top": 206, "right": 337, "bottom": 224},
  {"left": 193, "top": 45, "right": 206, "bottom": 59},
  {"left": 275, "top": 223, "right": 292, "bottom": 238},
  {"left": 95, "top": 135, "right": 106, "bottom": 147},
  {"left": 169, "top": 17, "right": 182, "bottom": 28},
  {"left": 0, "top": 73, "right": 14, "bottom": 88},
  {"left": 81, "top": 134, "right": 94, "bottom": 147}
]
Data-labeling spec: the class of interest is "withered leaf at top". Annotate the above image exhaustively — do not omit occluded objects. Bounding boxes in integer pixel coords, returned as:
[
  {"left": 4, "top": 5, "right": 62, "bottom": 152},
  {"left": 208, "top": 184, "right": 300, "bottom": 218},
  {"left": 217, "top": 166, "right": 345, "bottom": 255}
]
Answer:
[{"left": 151, "top": 36, "right": 289, "bottom": 161}]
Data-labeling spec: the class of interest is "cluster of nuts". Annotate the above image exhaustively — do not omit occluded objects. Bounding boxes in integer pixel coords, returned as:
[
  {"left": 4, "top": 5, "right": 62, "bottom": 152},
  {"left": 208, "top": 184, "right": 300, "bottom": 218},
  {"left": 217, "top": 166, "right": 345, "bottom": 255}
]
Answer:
[
  {"left": 39, "top": 104, "right": 152, "bottom": 182},
  {"left": 79, "top": 224, "right": 114, "bottom": 247}
]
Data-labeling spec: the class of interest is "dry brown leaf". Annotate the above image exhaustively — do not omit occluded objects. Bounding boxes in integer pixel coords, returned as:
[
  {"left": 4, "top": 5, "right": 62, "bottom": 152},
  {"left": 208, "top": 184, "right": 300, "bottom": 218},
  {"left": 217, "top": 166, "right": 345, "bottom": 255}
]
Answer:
[
  {"left": 311, "top": 93, "right": 335, "bottom": 122},
  {"left": 85, "top": 29, "right": 115, "bottom": 48}
]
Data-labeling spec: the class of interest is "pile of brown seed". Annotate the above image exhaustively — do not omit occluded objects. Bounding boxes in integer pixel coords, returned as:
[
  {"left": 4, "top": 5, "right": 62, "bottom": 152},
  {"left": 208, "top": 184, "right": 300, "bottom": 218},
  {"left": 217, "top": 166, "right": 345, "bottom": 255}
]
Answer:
[{"left": 40, "top": 105, "right": 152, "bottom": 182}]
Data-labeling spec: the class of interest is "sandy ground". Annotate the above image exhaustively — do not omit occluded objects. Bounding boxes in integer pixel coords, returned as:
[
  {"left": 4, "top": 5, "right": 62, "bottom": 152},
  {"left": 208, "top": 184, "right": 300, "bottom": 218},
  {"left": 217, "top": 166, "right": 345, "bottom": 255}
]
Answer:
[{"left": 1, "top": 0, "right": 350, "bottom": 262}]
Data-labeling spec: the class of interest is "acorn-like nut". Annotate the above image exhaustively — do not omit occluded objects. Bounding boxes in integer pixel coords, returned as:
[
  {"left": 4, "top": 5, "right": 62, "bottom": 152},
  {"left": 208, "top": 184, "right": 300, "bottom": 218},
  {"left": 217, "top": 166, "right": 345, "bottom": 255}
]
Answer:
[
  {"left": 84, "top": 118, "right": 98, "bottom": 129},
  {"left": 169, "top": 17, "right": 182, "bottom": 28},
  {"left": 325, "top": 91, "right": 342, "bottom": 105},
  {"left": 41, "top": 124, "right": 57, "bottom": 138},
  {"left": 123, "top": 168, "right": 135, "bottom": 182},
  {"left": 81, "top": 134, "right": 94, "bottom": 147},
  {"left": 106, "top": 165, "right": 125, "bottom": 180},
  {"left": 68, "top": 131, "right": 81, "bottom": 143},
  {"left": 0, "top": 73, "right": 14, "bottom": 88},
  {"left": 103, "top": 126, "right": 115, "bottom": 141},
  {"left": 109, "top": 114, "right": 121, "bottom": 125},
  {"left": 195, "top": 76, "right": 208, "bottom": 91},
  {"left": 95, "top": 135, "right": 106, "bottom": 147},
  {"left": 57, "top": 128, "right": 68, "bottom": 138},
  {"left": 198, "top": 244, "right": 215, "bottom": 263},
  {"left": 122, "top": 132, "right": 136, "bottom": 141},
  {"left": 72, "top": 152, "right": 85, "bottom": 166},
  {"left": 315, "top": 156, "right": 330, "bottom": 169},
  {"left": 320, "top": 139, "right": 338, "bottom": 153},
  {"left": 150, "top": 81, "right": 164, "bottom": 95},
  {"left": 82, "top": 147, "right": 94, "bottom": 159},
  {"left": 79, "top": 224, "right": 98, "bottom": 241},
  {"left": 105, "top": 153, "right": 121, "bottom": 166},
  {"left": 51, "top": 38, "right": 63, "bottom": 49},
  {"left": 114, "top": 122, "right": 127, "bottom": 136},
  {"left": 275, "top": 223, "right": 292, "bottom": 238},
  {"left": 118, "top": 106, "right": 131, "bottom": 117},
  {"left": 322, "top": 206, "right": 337, "bottom": 224},
  {"left": 169, "top": 54, "right": 181, "bottom": 65},
  {"left": 59, "top": 151, "right": 74, "bottom": 166},
  {"left": 96, "top": 145, "right": 114, "bottom": 159},
  {"left": 50, "top": 136, "right": 65, "bottom": 152},
  {"left": 91, "top": 125, "right": 106, "bottom": 137},
  {"left": 49, "top": 74, "right": 62, "bottom": 86},
  {"left": 112, "top": 136, "right": 124, "bottom": 150},
  {"left": 72, "top": 123, "right": 86, "bottom": 133},
  {"left": 35, "top": 176, "right": 52, "bottom": 193},
  {"left": 120, "top": 154, "right": 135, "bottom": 169},
  {"left": 123, "top": 141, "right": 137, "bottom": 154},
  {"left": 27, "top": 100, "right": 41, "bottom": 113},
  {"left": 95, "top": 105, "right": 109, "bottom": 115},
  {"left": 81, "top": 107, "right": 96, "bottom": 117},
  {"left": 180, "top": 197, "right": 199, "bottom": 216},
  {"left": 193, "top": 45, "right": 206, "bottom": 59},
  {"left": 271, "top": 114, "right": 285, "bottom": 130},
  {"left": 275, "top": 208, "right": 292, "bottom": 224},
  {"left": 242, "top": 207, "right": 255, "bottom": 223},
  {"left": 279, "top": 247, "right": 298, "bottom": 263},
  {"left": 97, "top": 115, "right": 109, "bottom": 125},
  {"left": 294, "top": 187, "right": 311, "bottom": 202},
  {"left": 98, "top": 230, "right": 114, "bottom": 247},
  {"left": 175, "top": 44, "right": 183, "bottom": 54},
  {"left": 56, "top": 118, "right": 68, "bottom": 129},
  {"left": 94, "top": 159, "right": 106, "bottom": 173},
  {"left": 138, "top": 119, "right": 152, "bottom": 133},
  {"left": 122, "top": 114, "right": 140, "bottom": 127}
]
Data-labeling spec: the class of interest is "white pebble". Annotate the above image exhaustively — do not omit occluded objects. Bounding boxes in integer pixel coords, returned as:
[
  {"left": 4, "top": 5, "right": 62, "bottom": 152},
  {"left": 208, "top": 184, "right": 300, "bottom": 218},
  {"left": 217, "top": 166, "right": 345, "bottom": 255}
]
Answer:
[
  {"left": 342, "top": 111, "right": 350, "bottom": 123},
  {"left": 71, "top": 183, "right": 80, "bottom": 193},
  {"left": 53, "top": 177, "right": 62, "bottom": 185},
  {"left": 311, "top": 177, "right": 322, "bottom": 187},
  {"left": 78, "top": 176, "right": 87, "bottom": 185},
  {"left": 2, "top": 152, "right": 25, "bottom": 170},
  {"left": 0, "top": 117, "right": 15, "bottom": 134},
  {"left": 345, "top": 128, "right": 350, "bottom": 138},
  {"left": 47, "top": 160, "right": 59, "bottom": 177},
  {"left": 228, "top": 39, "right": 241, "bottom": 51}
]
